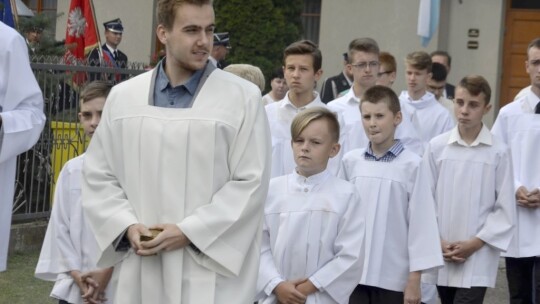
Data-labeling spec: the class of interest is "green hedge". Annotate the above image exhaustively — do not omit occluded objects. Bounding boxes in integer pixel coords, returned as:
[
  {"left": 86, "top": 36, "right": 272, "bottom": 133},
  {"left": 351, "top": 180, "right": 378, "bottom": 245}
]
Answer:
[{"left": 214, "top": 0, "right": 303, "bottom": 93}]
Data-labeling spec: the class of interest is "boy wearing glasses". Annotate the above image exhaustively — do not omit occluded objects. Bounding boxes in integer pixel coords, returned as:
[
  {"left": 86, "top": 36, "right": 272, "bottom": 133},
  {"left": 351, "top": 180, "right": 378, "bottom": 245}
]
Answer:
[
  {"left": 399, "top": 51, "right": 454, "bottom": 143},
  {"left": 328, "top": 38, "right": 424, "bottom": 156},
  {"left": 376, "top": 51, "right": 397, "bottom": 87}
]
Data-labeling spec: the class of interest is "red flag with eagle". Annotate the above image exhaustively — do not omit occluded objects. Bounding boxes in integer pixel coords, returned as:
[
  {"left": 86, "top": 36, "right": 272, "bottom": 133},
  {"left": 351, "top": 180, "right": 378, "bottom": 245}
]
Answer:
[{"left": 64, "top": 0, "right": 99, "bottom": 84}]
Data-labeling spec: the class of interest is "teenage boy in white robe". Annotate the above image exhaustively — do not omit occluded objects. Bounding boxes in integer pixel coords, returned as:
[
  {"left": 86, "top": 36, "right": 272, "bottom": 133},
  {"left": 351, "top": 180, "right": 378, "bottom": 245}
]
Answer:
[
  {"left": 266, "top": 40, "right": 347, "bottom": 177},
  {"left": 422, "top": 76, "right": 515, "bottom": 304},
  {"left": 0, "top": 21, "right": 45, "bottom": 272},
  {"left": 492, "top": 37, "right": 540, "bottom": 304},
  {"left": 339, "top": 85, "right": 442, "bottom": 304},
  {"left": 256, "top": 107, "right": 364, "bottom": 304},
  {"left": 80, "top": 1, "right": 271, "bottom": 303},
  {"left": 35, "top": 81, "right": 114, "bottom": 304},
  {"left": 399, "top": 51, "right": 454, "bottom": 143},
  {"left": 327, "top": 38, "right": 424, "bottom": 157}
]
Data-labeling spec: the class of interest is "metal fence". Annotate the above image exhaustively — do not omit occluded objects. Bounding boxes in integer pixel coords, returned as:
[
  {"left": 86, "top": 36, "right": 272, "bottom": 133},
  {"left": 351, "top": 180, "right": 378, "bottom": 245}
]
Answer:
[{"left": 12, "top": 57, "right": 147, "bottom": 222}]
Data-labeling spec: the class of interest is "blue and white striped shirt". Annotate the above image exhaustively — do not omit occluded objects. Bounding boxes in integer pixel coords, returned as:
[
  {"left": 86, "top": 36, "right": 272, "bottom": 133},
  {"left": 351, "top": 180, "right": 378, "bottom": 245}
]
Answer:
[{"left": 364, "top": 139, "right": 404, "bottom": 162}]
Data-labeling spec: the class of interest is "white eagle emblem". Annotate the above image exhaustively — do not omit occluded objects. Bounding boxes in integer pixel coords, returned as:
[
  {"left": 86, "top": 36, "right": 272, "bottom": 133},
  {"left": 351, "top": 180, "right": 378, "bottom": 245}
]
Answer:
[{"left": 67, "top": 7, "right": 87, "bottom": 38}]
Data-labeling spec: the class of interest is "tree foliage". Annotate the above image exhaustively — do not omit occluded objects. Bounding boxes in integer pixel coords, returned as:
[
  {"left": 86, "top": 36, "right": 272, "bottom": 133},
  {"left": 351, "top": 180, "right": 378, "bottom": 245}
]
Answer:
[
  {"left": 18, "top": 13, "right": 65, "bottom": 57},
  {"left": 214, "top": 0, "right": 303, "bottom": 92}
]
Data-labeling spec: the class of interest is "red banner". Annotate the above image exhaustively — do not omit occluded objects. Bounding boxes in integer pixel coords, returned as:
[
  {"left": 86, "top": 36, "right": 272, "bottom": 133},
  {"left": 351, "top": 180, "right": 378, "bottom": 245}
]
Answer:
[{"left": 64, "top": 0, "right": 98, "bottom": 84}]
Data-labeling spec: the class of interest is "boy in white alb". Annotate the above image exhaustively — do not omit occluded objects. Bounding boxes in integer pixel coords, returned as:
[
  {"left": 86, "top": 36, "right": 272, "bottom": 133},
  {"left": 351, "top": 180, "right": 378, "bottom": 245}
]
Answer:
[
  {"left": 266, "top": 40, "right": 348, "bottom": 177},
  {"left": 256, "top": 107, "right": 364, "bottom": 304},
  {"left": 340, "top": 85, "right": 442, "bottom": 304},
  {"left": 399, "top": 51, "right": 454, "bottom": 143},
  {"left": 35, "top": 82, "right": 114, "bottom": 304},
  {"left": 327, "top": 38, "right": 424, "bottom": 156},
  {"left": 422, "top": 76, "right": 515, "bottom": 304},
  {"left": 492, "top": 38, "right": 540, "bottom": 304}
]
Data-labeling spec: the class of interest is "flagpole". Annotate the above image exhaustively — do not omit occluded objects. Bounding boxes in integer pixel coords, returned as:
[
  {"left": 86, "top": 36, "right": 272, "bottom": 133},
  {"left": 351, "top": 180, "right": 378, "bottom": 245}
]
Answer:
[
  {"left": 88, "top": 0, "right": 103, "bottom": 63},
  {"left": 9, "top": 0, "right": 18, "bottom": 29}
]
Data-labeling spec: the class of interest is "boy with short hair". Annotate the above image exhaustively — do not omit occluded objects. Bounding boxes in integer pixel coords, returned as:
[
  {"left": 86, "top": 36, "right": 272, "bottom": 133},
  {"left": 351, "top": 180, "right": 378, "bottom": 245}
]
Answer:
[
  {"left": 257, "top": 107, "right": 364, "bottom": 304},
  {"left": 36, "top": 81, "right": 114, "bottom": 304},
  {"left": 340, "top": 85, "right": 442, "bottom": 304},
  {"left": 327, "top": 38, "right": 424, "bottom": 156},
  {"left": 376, "top": 51, "right": 397, "bottom": 87},
  {"left": 422, "top": 75, "right": 515, "bottom": 304},
  {"left": 262, "top": 67, "right": 288, "bottom": 105},
  {"left": 428, "top": 62, "right": 454, "bottom": 119},
  {"left": 266, "top": 40, "right": 347, "bottom": 177},
  {"left": 400, "top": 51, "right": 454, "bottom": 143}
]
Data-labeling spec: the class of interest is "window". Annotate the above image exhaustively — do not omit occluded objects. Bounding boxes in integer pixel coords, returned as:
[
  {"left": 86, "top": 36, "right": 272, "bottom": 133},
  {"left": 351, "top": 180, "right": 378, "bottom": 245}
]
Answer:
[
  {"left": 22, "top": 0, "right": 57, "bottom": 34},
  {"left": 301, "top": 0, "right": 321, "bottom": 44},
  {"left": 511, "top": 0, "right": 540, "bottom": 9}
]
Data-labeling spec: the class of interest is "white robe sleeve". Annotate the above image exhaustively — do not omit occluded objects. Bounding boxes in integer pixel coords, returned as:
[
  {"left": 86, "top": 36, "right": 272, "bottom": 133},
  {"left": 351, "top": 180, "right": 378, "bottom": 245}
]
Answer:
[
  {"left": 0, "top": 28, "right": 44, "bottom": 162},
  {"left": 255, "top": 220, "right": 284, "bottom": 300},
  {"left": 309, "top": 190, "right": 365, "bottom": 303},
  {"left": 491, "top": 113, "right": 520, "bottom": 190},
  {"left": 475, "top": 146, "right": 515, "bottom": 251},
  {"left": 35, "top": 163, "right": 82, "bottom": 280},
  {"left": 408, "top": 153, "right": 444, "bottom": 272},
  {"left": 179, "top": 92, "right": 272, "bottom": 277}
]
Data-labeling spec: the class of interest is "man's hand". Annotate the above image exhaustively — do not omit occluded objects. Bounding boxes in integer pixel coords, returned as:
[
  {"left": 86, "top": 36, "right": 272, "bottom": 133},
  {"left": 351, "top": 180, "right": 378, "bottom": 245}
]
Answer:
[
  {"left": 296, "top": 279, "right": 318, "bottom": 297},
  {"left": 137, "top": 224, "right": 190, "bottom": 256},
  {"left": 69, "top": 270, "right": 88, "bottom": 297},
  {"left": 127, "top": 223, "right": 151, "bottom": 251},
  {"left": 81, "top": 267, "right": 114, "bottom": 304},
  {"left": 526, "top": 188, "right": 540, "bottom": 204},
  {"left": 403, "top": 271, "right": 421, "bottom": 304},
  {"left": 274, "top": 279, "right": 307, "bottom": 304},
  {"left": 443, "top": 237, "right": 484, "bottom": 263},
  {"left": 441, "top": 239, "right": 464, "bottom": 263},
  {"left": 516, "top": 186, "right": 540, "bottom": 208}
]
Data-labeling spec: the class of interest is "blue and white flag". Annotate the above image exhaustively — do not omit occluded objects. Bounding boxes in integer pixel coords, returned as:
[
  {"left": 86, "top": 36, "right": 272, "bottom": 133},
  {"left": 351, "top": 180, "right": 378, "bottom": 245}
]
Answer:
[
  {"left": 0, "top": 0, "right": 15, "bottom": 28},
  {"left": 417, "top": 0, "right": 440, "bottom": 47}
]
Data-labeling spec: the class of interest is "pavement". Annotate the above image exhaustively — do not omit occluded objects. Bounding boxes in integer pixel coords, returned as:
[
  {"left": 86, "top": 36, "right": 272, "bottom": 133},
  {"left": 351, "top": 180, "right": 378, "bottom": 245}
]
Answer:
[{"left": 484, "top": 258, "right": 509, "bottom": 304}]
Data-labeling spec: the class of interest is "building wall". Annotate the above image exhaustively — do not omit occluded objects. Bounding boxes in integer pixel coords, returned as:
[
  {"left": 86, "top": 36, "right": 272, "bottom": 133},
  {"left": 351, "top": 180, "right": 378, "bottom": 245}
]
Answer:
[
  {"left": 55, "top": 0, "right": 157, "bottom": 64},
  {"left": 444, "top": 0, "right": 505, "bottom": 126},
  {"left": 319, "top": 0, "right": 505, "bottom": 126}
]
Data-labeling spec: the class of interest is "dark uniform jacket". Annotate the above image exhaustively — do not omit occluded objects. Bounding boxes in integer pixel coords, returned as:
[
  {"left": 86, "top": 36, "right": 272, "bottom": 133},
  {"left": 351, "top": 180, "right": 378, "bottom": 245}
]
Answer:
[
  {"left": 320, "top": 72, "right": 351, "bottom": 104},
  {"left": 87, "top": 44, "right": 128, "bottom": 82}
]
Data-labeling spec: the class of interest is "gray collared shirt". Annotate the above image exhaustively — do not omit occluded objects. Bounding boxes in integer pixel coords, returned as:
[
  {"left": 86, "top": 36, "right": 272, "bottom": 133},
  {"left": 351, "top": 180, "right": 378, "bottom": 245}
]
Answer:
[{"left": 153, "top": 59, "right": 205, "bottom": 108}]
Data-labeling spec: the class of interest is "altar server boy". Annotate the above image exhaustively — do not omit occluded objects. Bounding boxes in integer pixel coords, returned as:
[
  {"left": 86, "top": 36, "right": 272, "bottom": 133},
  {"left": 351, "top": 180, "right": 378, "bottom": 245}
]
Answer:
[
  {"left": 266, "top": 40, "right": 349, "bottom": 177},
  {"left": 422, "top": 76, "right": 515, "bottom": 304},
  {"left": 340, "top": 85, "right": 442, "bottom": 304},
  {"left": 36, "top": 81, "right": 114, "bottom": 304},
  {"left": 256, "top": 107, "right": 365, "bottom": 304},
  {"left": 399, "top": 51, "right": 454, "bottom": 143}
]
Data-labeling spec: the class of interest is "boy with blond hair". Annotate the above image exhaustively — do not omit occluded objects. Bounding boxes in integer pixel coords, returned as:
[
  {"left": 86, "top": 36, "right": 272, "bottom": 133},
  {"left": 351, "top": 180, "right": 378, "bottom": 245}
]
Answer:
[
  {"left": 422, "top": 75, "right": 515, "bottom": 304},
  {"left": 340, "top": 85, "right": 442, "bottom": 304},
  {"left": 36, "top": 81, "right": 114, "bottom": 304},
  {"left": 257, "top": 107, "right": 364, "bottom": 304},
  {"left": 400, "top": 51, "right": 454, "bottom": 143}
]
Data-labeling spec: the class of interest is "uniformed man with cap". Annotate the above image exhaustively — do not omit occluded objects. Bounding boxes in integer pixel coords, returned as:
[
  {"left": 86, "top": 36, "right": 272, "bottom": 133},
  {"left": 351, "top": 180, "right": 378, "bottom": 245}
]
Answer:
[
  {"left": 88, "top": 18, "right": 128, "bottom": 82},
  {"left": 210, "top": 32, "right": 230, "bottom": 69}
]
